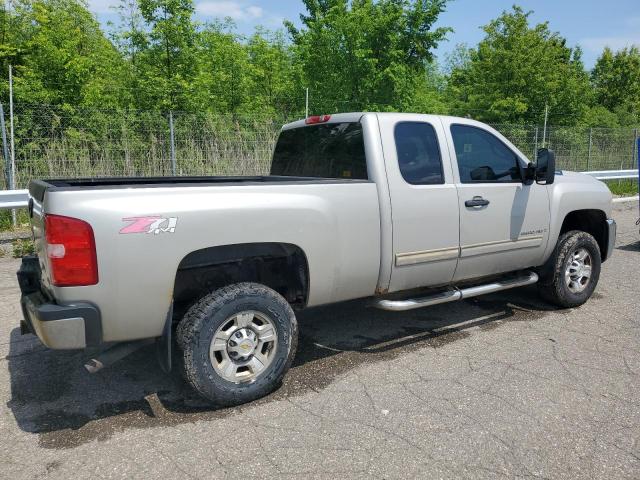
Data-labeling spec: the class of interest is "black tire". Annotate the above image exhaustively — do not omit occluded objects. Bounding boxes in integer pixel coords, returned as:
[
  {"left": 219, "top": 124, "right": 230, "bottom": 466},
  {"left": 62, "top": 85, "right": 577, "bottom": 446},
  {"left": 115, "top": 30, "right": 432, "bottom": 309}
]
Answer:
[
  {"left": 176, "top": 282, "right": 298, "bottom": 406},
  {"left": 538, "top": 230, "right": 601, "bottom": 308}
]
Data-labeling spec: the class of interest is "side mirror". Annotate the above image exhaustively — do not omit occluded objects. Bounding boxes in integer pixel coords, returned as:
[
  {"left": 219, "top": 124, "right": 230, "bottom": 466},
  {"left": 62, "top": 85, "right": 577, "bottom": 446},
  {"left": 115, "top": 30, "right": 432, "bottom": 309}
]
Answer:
[{"left": 535, "top": 148, "right": 556, "bottom": 184}]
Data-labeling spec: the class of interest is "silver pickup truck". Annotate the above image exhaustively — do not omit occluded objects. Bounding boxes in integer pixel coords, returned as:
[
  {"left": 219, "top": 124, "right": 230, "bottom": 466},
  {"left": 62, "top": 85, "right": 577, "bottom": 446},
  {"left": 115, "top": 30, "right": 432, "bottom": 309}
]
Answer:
[{"left": 17, "top": 112, "right": 616, "bottom": 406}]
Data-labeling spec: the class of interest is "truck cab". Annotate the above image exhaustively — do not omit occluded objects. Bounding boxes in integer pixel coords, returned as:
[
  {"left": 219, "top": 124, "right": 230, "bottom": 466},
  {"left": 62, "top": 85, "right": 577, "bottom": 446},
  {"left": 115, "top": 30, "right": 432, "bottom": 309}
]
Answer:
[{"left": 276, "top": 113, "right": 612, "bottom": 295}]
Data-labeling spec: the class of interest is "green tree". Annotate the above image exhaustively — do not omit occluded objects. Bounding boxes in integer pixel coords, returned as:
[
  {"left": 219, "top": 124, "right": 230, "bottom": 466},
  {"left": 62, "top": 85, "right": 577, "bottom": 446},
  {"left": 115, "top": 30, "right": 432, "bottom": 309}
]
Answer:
[
  {"left": 442, "top": 43, "right": 471, "bottom": 75},
  {"left": 0, "top": 1, "right": 24, "bottom": 83},
  {"left": 591, "top": 46, "right": 640, "bottom": 125},
  {"left": 2, "top": 0, "right": 127, "bottom": 107},
  {"left": 189, "top": 21, "right": 251, "bottom": 114},
  {"left": 134, "top": 0, "right": 198, "bottom": 111},
  {"left": 246, "top": 28, "right": 303, "bottom": 116},
  {"left": 404, "top": 59, "right": 449, "bottom": 113},
  {"left": 111, "top": 0, "right": 146, "bottom": 104},
  {"left": 447, "top": 6, "right": 591, "bottom": 125},
  {"left": 286, "top": 0, "right": 450, "bottom": 113}
]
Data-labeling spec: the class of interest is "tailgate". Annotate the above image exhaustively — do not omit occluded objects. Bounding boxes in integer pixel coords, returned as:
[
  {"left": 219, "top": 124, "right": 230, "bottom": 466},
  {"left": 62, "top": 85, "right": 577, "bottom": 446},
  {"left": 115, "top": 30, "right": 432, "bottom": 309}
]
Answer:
[{"left": 27, "top": 181, "right": 53, "bottom": 293}]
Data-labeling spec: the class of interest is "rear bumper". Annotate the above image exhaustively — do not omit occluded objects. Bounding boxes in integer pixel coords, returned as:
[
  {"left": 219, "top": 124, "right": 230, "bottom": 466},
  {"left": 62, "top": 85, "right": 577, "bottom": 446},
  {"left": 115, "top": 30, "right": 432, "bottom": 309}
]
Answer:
[
  {"left": 604, "top": 218, "right": 616, "bottom": 262},
  {"left": 18, "top": 256, "right": 101, "bottom": 349}
]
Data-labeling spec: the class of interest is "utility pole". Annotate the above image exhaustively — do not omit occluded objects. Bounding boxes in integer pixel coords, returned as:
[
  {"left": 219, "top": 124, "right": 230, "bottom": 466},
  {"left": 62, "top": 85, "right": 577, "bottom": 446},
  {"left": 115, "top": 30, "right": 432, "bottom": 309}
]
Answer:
[
  {"left": 8, "top": 65, "right": 16, "bottom": 227},
  {"left": 305, "top": 88, "right": 309, "bottom": 118},
  {"left": 541, "top": 102, "right": 548, "bottom": 149}
]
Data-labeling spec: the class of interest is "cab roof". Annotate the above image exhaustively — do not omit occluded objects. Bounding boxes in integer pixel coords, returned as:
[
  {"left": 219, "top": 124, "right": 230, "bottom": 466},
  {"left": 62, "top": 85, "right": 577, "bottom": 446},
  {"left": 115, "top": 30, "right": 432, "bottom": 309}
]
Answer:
[{"left": 281, "top": 112, "right": 477, "bottom": 131}]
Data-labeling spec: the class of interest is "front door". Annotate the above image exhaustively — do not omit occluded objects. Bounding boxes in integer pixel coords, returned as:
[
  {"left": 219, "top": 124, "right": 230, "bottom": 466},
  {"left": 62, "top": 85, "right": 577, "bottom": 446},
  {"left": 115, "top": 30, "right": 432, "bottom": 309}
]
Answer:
[
  {"left": 379, "top": 115, "right": 460, "bottom": 292},
  {"left": 442, "top": 120, "right": 550, "bottom": 281}
]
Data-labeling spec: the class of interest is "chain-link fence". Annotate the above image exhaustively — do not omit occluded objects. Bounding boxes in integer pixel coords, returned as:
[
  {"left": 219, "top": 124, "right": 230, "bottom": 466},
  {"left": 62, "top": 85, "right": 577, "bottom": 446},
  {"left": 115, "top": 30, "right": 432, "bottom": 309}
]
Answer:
[
  {"left": 494, "top": 124, "right": 639, "bottom": 173},
  {"left": 1, "top": 104, "right": 638, "bottom": 189},
  {"left": 1, "top": 104, "right": 289, "bottom": 188}
]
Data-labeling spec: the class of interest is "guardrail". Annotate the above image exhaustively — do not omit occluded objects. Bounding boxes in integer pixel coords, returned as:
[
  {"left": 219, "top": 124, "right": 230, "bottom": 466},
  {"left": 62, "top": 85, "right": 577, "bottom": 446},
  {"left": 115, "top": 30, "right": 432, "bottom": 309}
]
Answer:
[
  {"left": 0, "top": 170, "right": 637, "bottom": 210},
  {"left": 582, "top": 169, "right": 639, "bottom": 180},
  {"left": 0, "top": 189, "right": 28, "bottom": 210}
]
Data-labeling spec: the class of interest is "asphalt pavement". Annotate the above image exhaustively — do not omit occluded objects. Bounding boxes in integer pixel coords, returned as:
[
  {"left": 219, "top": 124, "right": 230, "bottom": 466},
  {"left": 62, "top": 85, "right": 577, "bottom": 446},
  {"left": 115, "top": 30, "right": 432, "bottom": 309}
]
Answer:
[{"left": 1, "top": 202, "right": 638, "bottom": 479}]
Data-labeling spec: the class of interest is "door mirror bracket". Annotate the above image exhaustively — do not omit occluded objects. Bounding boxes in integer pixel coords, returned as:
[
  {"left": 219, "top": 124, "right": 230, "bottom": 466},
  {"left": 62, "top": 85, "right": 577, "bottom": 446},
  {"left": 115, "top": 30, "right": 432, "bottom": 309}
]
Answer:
[{"left": 522, "top": 162, "right": 536, "bottom": 185}]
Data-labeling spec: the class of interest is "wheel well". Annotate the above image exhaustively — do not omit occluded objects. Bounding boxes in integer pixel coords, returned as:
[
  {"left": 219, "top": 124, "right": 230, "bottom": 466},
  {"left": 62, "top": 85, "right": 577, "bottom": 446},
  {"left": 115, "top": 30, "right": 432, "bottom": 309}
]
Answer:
[
  {"left": 559, "top": 209, "right": 609, "bottom": 260},
  {"left": 173, "top": 243, "right": 309, "bottom": 319}
]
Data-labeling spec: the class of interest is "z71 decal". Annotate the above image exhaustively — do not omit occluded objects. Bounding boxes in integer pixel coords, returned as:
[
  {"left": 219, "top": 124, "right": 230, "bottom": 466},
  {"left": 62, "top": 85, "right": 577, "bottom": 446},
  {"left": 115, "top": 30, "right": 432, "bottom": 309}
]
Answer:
[{"left": 120, "top": 216, "right": 178, "bottom": 235}]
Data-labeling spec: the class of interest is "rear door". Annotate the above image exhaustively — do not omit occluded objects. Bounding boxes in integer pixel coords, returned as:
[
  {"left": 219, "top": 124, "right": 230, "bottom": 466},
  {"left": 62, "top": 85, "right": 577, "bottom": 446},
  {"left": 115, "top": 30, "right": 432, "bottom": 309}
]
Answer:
[
  {"left": 441, "top": 119, "right": 550, "bottom": 281},
  {"left": 379, "top": 114, "right": 460, "bottom": 292}
]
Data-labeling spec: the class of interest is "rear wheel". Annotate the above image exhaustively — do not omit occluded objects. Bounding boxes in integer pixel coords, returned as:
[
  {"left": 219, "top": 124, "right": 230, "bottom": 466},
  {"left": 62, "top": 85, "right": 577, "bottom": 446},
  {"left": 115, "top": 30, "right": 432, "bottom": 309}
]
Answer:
[
  {"left": 177, "top": 282, "right": 298, "bottom": 406},
  {"left": 538, "top": 230, "right": 601, "bottom": 308}
]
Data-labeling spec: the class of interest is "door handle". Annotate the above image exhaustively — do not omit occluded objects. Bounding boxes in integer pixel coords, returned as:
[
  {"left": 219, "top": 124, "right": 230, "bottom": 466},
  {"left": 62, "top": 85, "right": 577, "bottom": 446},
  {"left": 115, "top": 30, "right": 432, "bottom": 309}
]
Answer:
[{"left": 465, "top": 196, "right": 490, "bottom": 207}]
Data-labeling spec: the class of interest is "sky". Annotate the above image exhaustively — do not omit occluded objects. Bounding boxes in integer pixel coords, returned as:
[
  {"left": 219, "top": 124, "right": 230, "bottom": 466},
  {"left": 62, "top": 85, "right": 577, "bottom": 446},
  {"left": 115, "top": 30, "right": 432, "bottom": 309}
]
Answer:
[{"left": 88, "top": 0, "right": 640, "bottom": 69}]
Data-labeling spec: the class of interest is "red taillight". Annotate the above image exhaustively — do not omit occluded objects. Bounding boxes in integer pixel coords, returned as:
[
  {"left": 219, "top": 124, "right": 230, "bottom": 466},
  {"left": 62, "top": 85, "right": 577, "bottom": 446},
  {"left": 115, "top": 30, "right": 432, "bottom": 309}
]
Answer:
[
  {"left": 45, "top": 214, "right": 98, "bottom": 287},
  {"left": 305, "top": 114, "right": 331, "bottom": 124}
]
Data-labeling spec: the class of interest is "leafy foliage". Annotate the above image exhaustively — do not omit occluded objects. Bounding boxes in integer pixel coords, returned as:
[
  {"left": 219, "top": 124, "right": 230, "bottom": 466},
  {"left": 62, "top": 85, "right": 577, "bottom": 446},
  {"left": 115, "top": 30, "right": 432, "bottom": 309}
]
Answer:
[
  {"left": 1, "top": 0, "right": 127, "bottom": 107},
  {"left": 134, "top": 0, "right": 197, "bottom": 110},
  {"left": 591, "top": 47, "right": 640, "bottom": 126},
  {"left": 447, "top": 6, "right": 592, "bottom": 125},
  {"left": 0, "top": 0, "right": 638, "bottom": 131},
  {"left": 11, "top": 238, "right": 34, "bottom": 258},
  {"left": 286, "top": 0, "right": 450, "bottom": 112}
]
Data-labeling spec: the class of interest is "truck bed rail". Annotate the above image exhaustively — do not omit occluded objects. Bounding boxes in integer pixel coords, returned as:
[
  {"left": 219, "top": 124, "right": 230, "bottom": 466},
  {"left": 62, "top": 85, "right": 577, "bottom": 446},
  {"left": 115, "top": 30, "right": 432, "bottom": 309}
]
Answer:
[{"left": 0, "top": 169, "right": 637, "bottom": 210}]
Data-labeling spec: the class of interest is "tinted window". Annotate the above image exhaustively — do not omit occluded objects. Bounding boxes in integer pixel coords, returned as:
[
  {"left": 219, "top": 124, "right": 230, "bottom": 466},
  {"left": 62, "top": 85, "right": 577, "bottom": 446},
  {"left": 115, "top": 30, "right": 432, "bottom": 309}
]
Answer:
[
  {"left": 450, "top": 125, "right": 521, "bottom": 183},
  {"left": 271, "top": 122, "right": 367, "bottom": 179},
  {"left": 394, "top": 122, "right": 444, "bottom": 185}
]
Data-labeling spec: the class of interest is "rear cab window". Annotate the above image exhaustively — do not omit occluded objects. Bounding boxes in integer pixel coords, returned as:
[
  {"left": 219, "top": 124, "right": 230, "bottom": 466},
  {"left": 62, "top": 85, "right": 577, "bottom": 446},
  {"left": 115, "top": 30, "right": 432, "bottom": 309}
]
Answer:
[{"left": 271, "top": 122, "right": 367, "bottom": 179}]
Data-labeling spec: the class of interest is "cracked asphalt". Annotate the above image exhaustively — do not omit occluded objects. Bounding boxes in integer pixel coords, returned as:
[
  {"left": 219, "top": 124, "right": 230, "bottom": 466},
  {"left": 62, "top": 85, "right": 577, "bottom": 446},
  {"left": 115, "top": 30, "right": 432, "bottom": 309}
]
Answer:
[{"left": 1, "top": 203, "right": 639, "bottom": 479}]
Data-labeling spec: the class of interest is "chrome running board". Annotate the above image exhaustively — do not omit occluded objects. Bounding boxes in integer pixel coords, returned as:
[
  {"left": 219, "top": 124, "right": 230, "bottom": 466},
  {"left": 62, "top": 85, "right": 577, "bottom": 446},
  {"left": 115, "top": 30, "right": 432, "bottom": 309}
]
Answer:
[{"left": 374, "top": 271, "right": 538, "bottom": 312}]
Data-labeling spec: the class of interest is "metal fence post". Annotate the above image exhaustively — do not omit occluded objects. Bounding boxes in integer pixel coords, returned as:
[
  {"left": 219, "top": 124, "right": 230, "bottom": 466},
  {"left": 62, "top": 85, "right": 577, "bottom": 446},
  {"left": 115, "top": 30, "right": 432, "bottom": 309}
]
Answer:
[
  {"left": 305, "top": 88, "right": 309, "bottom": 118},
  {"left": 625, "top": 128, "right": 635, "bottom": 171},
  {"left": 169, "top": 111, "right": 176, "bottom": 176},
  {"left": 636, "top": 134, "right": 640, "bottom": 210},
  {"left": 0, "top": 103, "right": 9, "bottom": 189},
  {"left": 533, "top": 126, "right": 538, "bottom": 159},
  {"left": 541, "top": 103, "right": 548, "bottom": 148},
  {"left": 634, "top": 129, "right": 638, "bottom": 169},
  {"left": 587, "top": 128, "right": 592, "bottom": 171},
  {"left": 8, "top": 65, "right": 16, "bottom": 227}
]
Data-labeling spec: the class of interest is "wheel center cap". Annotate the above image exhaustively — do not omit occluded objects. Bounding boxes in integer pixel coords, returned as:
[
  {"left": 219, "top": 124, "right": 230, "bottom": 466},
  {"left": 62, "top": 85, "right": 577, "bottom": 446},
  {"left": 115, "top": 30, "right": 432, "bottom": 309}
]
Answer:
[{"left": 227, "top": 328, "right": 257, "bottom": 359}]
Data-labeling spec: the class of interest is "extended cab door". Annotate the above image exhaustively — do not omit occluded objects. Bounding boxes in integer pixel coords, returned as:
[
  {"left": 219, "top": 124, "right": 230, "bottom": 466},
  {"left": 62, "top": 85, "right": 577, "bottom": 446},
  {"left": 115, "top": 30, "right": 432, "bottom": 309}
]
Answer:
[
  {"left": 378, "top": 114, "right": 460, "bottom": 292},
  {"left": 441, "top": 119, "right": 550, "bottom": 281}
]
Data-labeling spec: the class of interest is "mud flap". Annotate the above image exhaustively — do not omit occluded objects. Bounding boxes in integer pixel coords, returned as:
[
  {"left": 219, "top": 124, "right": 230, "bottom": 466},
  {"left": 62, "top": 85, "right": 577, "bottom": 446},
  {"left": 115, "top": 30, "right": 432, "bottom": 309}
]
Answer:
[{"left": 155, "top": 302, "right": 173, "bottom": 373}]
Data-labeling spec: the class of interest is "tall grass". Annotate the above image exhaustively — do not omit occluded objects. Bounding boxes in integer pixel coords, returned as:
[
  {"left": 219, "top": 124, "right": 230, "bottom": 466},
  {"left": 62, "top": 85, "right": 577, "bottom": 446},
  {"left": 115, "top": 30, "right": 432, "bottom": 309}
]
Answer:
[{"left": 604, "top": 179, "right": 639, "bottom": 196}]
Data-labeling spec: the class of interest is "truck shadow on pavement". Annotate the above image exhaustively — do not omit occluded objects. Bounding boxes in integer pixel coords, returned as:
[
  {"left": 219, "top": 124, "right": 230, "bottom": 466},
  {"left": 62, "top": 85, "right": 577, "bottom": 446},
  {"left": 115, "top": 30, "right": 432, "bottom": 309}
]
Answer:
[
  {"left": 6, "top": 285, "right": 558, "bottom": 449},
  {"left": 616, "top": 240, "right": 639, "bottom": 252}
]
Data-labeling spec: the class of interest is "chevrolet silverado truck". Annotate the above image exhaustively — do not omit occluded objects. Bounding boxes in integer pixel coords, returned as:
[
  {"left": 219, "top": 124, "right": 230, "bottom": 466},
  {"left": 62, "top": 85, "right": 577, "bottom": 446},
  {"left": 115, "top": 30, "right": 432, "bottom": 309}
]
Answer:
[{"left": 17, "top": 113, "right": 616, "bottom": 406}]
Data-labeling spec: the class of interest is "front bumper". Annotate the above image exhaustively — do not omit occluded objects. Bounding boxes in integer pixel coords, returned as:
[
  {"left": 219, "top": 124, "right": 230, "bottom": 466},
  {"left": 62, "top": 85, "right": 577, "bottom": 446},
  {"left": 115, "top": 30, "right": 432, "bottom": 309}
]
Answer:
[
  {"left": 605, "top": 218, "right": 616, "bottom": 262},
  {"left": 18, "top": 256, "right": 101, "bottom": 349}
]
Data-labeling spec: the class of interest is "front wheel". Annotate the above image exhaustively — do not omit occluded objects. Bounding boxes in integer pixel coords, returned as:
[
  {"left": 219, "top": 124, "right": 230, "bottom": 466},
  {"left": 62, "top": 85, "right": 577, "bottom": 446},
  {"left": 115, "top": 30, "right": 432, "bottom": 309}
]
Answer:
[
  {"left": 538, "top": 230, "right": 601, "bottom": 308},
  {"left": 177, "top": 283, "right": 298, "bottom": 406}
]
